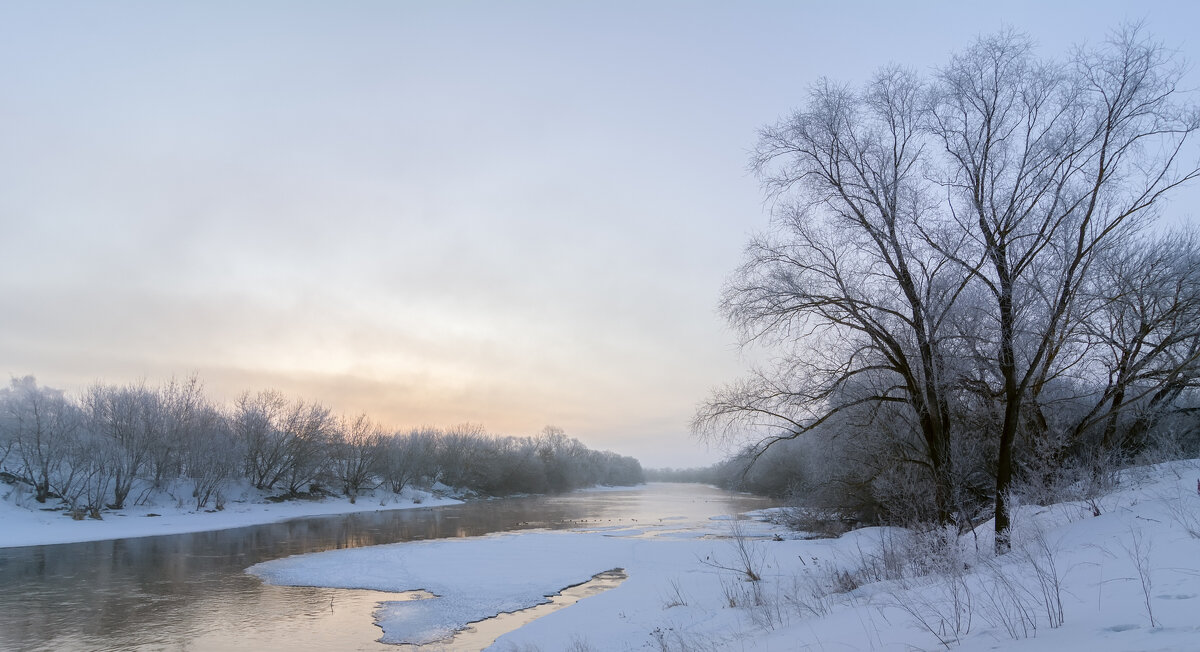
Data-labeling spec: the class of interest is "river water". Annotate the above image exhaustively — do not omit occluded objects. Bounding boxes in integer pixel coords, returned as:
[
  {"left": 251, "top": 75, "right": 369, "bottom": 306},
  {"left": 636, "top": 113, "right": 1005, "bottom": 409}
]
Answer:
[{"left": 0, "top": 484, "right": 773, "bottom": 651}]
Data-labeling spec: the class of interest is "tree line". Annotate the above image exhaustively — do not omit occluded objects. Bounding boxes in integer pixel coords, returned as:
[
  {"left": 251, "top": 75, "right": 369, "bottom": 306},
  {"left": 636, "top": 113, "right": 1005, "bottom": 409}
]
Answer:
[
  {"left": 694, "top": 26, "right": 1200, "bottom": 551},
  {"left": 0, "top": 376, "right": 643, "bottom": 518}
]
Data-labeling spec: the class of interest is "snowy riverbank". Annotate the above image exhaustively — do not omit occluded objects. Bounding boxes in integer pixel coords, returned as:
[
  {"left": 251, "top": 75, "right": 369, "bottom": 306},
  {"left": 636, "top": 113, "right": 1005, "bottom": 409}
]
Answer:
[
  {"left": 251, "top": 460, "right": 1200, "bottom": 651},
  {"left": 0, "top": 481, "right": 462, "bottom": 549}
]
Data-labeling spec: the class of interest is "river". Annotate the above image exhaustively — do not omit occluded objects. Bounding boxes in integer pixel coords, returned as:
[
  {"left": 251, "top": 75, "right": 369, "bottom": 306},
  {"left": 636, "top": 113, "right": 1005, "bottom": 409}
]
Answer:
[{"left": 0, "top": 484, "right": 773, "bottom": 651}]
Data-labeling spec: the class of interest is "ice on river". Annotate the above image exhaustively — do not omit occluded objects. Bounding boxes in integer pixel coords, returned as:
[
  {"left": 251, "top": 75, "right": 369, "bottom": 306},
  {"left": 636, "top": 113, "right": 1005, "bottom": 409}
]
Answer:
[{"left": 248, "top": 530, "right": 636, "bottom": 644}]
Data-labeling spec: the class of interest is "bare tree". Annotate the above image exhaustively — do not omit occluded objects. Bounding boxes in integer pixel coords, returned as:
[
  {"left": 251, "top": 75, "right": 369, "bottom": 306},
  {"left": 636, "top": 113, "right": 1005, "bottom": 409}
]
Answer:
[
  {"left": 234, "top": 390, "right": 290, "bottom": 490},
  {"left": 277, "top": 400, "right": 334, "bottom": 495},
  {"left": 61, "top": 428, "right": 116, "bottom": 519},
  {"left": 434, "top": 423, "right": 489, "bottom": 489},
  {"left": 2, "top": 377, "right": 79, "bottom": 503},
  {"left": 1071, "top": 230, "right": 1200, "bottom": 455},
  {"left": 0, "top": 398, "right": 15, "bottom": 472},
  {"left": 149, "top": 375, "right": 206, "bottom": 489},
  {"left": 695, "top": 68, "right": 973, "bottom": 524},
  {"left": 928, "top": 27, "right": 1200, "bottom": 549},
  {"left": 537, "top": 426, "right": 590, "bottom": 492},
  {"left": 83, "top": 382, "right": 162, "bottom": 509},
  {"left": 329, "top": 414, "right": 383, "bottom": 502},
  {"left": 183, "top": 404, "right": 240, "bottom": 510},
  {"left": 379, "top": 427, "right": 438, "bottom": 494},
  {"left": 504, "top": 436, "right": 550, "bottom": 493}
]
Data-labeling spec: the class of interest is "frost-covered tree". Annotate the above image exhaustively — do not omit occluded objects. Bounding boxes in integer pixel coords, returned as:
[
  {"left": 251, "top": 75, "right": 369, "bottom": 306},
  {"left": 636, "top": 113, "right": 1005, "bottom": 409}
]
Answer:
[
  {"left": 379, "top": 427, "right": 438, "bottom": 493},
  {"left": 83, "top": 382, "right": 162, "bottom": 509},
  {"left": 930, "top": 28, "right": 1199, "bottom": 548},
  {"left": 329, "top": 414, "right": 383, "bottom": 502},
  {"left": 695, "top": 67, "right": 971, "bottom": 525},
  {"left": 2, "top": 377, "right": 80, "bottom": 503},
  {"left": 183, "top": 403, "right": 240, "bottom": 510}
]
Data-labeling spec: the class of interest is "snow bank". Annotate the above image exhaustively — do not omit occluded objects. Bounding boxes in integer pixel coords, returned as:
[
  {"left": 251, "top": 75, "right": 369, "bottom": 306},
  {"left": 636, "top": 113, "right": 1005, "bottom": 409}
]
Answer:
[{"left": 0, "top": 480, "right": 460, "bottom": 548}]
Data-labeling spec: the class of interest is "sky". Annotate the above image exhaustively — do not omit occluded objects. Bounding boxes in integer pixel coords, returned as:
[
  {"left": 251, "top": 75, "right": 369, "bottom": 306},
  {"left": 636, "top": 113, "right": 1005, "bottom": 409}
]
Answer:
[{"left": 2, "top": 1, "right": 1199, "bottom": 468}]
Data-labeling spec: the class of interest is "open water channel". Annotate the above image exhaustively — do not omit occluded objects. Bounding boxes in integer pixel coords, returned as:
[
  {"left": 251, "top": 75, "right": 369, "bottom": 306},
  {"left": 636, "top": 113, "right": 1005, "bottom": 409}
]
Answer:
[{"left": 0, "top": 484, "right": 773, "bottom": 651}]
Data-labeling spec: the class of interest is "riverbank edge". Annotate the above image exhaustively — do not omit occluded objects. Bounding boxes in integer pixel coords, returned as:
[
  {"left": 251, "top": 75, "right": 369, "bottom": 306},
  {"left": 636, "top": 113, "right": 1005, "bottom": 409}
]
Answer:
[{"left": 0, "top": 481, "right": 648, "bottom": 549}]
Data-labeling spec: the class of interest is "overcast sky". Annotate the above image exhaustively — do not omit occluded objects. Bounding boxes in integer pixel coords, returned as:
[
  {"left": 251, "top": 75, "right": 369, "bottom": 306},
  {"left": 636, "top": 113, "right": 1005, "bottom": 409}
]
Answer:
[{"left": 2, "top": 1, "right": 1198, "bottom": 468}]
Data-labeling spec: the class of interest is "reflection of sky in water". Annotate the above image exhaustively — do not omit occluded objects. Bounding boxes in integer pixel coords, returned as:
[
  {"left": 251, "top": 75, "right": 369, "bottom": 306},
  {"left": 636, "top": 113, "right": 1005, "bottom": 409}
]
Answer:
[{"left": 389, "top": 569, "right": 628, "bottom": 652}]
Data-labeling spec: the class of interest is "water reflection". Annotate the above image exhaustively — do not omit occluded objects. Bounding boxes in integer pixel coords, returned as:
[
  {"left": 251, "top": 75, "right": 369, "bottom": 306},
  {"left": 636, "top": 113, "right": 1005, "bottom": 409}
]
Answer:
[
  {"left": 400, "top": 569, "right": 629, "bottom": 652},
  {"left": 0, "top": 484, "right": 773, "bottom": 651}
]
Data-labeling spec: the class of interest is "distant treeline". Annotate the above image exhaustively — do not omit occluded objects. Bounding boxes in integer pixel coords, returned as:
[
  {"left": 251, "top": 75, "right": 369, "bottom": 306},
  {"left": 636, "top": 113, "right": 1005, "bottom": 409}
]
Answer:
[
  {"left": 644, "top": 466, "right": 725, "bottom": 485},
  {"left": 644, "top": 460, "right": 783, "bottom": 493},
  {"left": 0, "top": 376, "right": 643, "bottom": 517}
]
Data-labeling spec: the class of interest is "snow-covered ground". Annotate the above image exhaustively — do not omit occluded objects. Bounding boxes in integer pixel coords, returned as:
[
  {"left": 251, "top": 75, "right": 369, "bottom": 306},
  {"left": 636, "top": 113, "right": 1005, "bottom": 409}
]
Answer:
[
  {"left": 0, "top": 480, "right": 461, "bottom": 549},
  {"left": 250, "top": 460, "right": 1200, "bottom": 651}
]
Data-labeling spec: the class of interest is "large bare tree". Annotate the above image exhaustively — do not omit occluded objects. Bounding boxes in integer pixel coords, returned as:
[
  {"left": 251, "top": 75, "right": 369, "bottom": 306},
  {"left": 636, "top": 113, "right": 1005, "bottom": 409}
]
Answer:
[
  {"left": 929, "top": 27, "right": 1199, "bottom": 548},
  {"left": 695, "top": 68, "right": 974, "bottom": 524}
]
